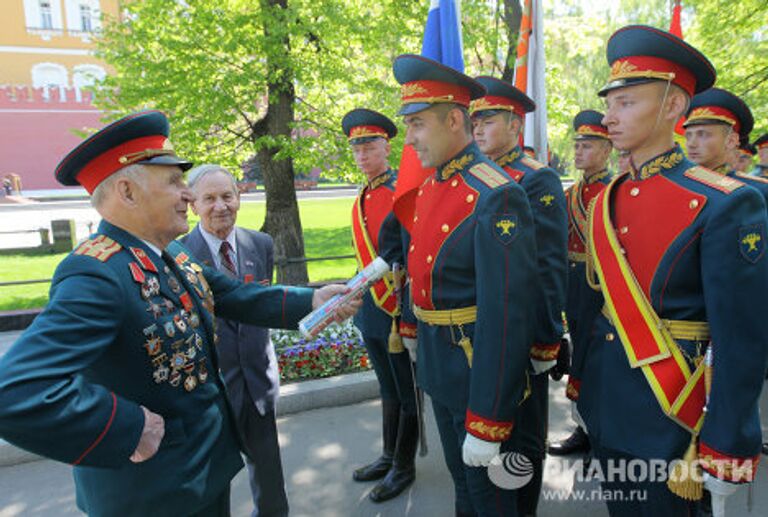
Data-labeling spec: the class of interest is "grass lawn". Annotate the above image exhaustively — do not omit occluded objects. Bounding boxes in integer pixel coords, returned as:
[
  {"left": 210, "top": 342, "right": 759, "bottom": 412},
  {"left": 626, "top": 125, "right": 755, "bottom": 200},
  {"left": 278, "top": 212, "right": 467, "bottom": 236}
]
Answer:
[{"left": 0, "top": 197, "right": 357, "bottom": 311}]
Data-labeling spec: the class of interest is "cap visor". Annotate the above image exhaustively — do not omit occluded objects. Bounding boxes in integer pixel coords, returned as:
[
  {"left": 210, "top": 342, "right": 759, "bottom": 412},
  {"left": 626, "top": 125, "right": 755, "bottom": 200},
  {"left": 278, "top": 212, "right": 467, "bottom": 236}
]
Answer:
[
  {"left": 398, "top": 103, "right": 433, "bottom": 116},
  {"left": 137, "top": 155, "right": 194, "bottom": 171}
]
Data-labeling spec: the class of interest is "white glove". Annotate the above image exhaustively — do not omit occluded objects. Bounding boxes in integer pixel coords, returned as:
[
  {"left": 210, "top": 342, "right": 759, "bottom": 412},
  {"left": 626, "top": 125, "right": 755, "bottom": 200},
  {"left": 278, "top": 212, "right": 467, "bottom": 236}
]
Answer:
[
  {"left": 403, "top": 337, "right": 418, "bottom": 362},
  {"left": 462, "top": 433, "right": 501, "bottom": 467},
  {"left": 703, "top": 472, "right": 738, "bottom": 517},
  {"left": 531, "top": 359, "right": 556, "bottom": 375}
]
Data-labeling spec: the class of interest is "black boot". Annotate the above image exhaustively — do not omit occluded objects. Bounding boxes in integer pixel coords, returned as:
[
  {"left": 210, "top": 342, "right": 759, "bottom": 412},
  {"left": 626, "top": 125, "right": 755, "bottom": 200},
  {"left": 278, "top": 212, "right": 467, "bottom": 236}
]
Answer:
[
  {"left": 516, "top": 457, "right": 543, "bottom": 516},
  {"left": 548, "top": 425, "right": 590, "bottom": 456},
  {"left": 369, "top": 411, "right": 418, "bottom": 502},
  {"left": 353, "top": 400, "right": 400, "bottom": 482}
]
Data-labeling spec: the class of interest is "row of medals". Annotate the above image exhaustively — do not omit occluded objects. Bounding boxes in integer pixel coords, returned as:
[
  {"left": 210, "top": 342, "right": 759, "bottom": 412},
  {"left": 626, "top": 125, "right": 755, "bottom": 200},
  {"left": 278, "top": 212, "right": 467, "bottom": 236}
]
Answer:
[{"left": 137, "top": 260, "right": 211, "bottom": 392}]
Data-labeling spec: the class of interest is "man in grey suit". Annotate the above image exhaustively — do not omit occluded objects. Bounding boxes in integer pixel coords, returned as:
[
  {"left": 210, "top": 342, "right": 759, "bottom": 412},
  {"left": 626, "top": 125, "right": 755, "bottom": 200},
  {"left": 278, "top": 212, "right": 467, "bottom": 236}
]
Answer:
[{"left": 182, "top": 164, "right": 287, "bottom": 517}]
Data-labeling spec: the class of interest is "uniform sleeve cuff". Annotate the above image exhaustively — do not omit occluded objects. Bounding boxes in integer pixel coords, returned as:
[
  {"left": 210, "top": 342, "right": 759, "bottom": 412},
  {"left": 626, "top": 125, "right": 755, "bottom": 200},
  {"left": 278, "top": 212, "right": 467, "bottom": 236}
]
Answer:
[
  {"left": 530, "top": 341, "right": 560, "bottom": 361},
  {"left": 399, "top": 321, "right": 417, "bottom": 338},
  {"left": 566, "top": 376, "right": 581, "bottom": 401},
  {"left": 465, "top": 409, "right": 514, "bottom": 442},
  {"left": 71, "top": 393, "right": 144, "bottom": 467},
  {"left": 698, "top": 442, "right": 760, "bottom": 483}
]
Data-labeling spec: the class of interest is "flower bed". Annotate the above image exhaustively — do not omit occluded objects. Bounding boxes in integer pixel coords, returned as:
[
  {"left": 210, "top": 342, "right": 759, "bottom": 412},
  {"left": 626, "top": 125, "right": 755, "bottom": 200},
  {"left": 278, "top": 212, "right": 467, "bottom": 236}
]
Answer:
[{"left": 271, "top": 320, "right": 371, "bottom": 383}]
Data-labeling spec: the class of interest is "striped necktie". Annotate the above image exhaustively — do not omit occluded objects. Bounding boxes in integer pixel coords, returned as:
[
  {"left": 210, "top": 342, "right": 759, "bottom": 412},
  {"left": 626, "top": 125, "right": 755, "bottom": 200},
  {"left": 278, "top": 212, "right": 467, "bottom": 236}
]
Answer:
[{"left": 219, "top": 241, "right": 237, "bottom": 277}]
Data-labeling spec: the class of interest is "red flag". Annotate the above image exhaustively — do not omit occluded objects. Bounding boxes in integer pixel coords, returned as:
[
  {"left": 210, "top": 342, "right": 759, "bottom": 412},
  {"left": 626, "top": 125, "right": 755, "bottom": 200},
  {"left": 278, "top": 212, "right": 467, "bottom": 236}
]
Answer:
[
  {"left": 393, "top": 0, "right": 464, "bottom": 232},
  {"left": 670, "top": 0, "right": 686, "bottom": 143},
  {"left": 393, "top": 146, "right": 433, "bottom": 232}
]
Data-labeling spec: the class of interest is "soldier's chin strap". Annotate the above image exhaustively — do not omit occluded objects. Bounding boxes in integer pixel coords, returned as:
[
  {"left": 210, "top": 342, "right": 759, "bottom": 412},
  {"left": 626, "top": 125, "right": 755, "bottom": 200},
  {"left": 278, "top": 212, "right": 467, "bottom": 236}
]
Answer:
[
  {"left": 654, "top": 79, "right": 674, "bottom": 134},
  {"left": 630, "top": 79, "right": 675, "bottom": 173}
]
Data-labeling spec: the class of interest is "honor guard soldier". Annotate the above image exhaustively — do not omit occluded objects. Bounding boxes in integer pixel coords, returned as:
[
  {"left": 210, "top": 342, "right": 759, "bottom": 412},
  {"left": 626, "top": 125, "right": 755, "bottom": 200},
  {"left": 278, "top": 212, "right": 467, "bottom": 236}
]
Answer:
[
  {"left": 578, "top": 26, "right": 768, "bottom": 515},
  {"left": 393, "top": 54, "right": 538, "bottom": 516},
  {"left": 470, "top": 76, "right": 568, "bottom": 517},
  {"left": 752, "top": 133, "right": 768, "bottom": 177},
  {"left": 733, "top": 140, "right": 756, "bottom": 174},
  {"left": 344, "top": 108, "right": 419, "bottom": 502},
  {"left": 684, "top": 87, "right": 768, "bottom": 204},
  {"left": 0, "top": 111, "right": 358, "bottom": 517},
  {"left": 550, "top": 110, "right": 614, "bottom": 459}
]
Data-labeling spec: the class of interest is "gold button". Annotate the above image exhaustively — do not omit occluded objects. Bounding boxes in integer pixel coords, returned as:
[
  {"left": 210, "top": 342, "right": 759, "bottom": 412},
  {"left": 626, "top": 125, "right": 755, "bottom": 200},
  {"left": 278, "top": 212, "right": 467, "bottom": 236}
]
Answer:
[
  {"left": 431, "top": 179, "right": 435, "bottom": 185},
  {"left": 363, "top": 216, "right": 367, "bottom": 222},
  {"left": 421, "top": 289, "right": 426, "bottom": 297},
  {"left": 441, "top": 224, "right": 449, "bottom": 233},
  {"left": 365, "top": 194, "right": 371, "bottom": 200},
  {"left": 426, "top": 255, "right": 433, "bottom": 264},
  {"left": 630, "top": 187, "right": 639, "bottom": 197},
  {"left": 620, "top": 247, "right": 626, "bottom": 254},
  {"left": 451, "top": 179, "right": 458, "bottom": 187},
  {"left": 620, "top": 226, "right": 628, "bottom": 234},
  {"left": 413, "top": 215, "right": 418, "bottom": 222},
  {"left": 409, "top": 244, "right": 415, "bottom": 252},
  {"left": 585, "top": 186, "right": 590, "bottom": 192},
  {"left": 606, "top": 333, "right": 615, "bottom": 341},
  {"left": 466, "top": 194, "right": 475, "bottom": 203},
  {"left": 418, "top": 189, "right": 423, "bottom": 196},
  {"left": 690, "top": 199, "right": 699, "bottom": 209},
  {"left": 570, "top": 262, "right": 577, "bottom": 268}
]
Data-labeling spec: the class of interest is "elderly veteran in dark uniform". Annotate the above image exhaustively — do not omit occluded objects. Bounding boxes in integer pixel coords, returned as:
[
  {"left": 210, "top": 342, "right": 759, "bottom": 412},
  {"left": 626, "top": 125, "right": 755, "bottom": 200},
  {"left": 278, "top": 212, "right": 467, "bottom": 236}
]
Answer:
[
  {"left": 752, "top": 133, "right": 768, "bottom": 177},
  {"left": 393, "top": 54, "right": 538, "bottom": 516},
  {"left": 684, "top": 88, "right": 768, "bottom": 204},
  {"left": 343, "top": 108, "right": 419, "bottom": 502},
  {"left": 181, "top": 163, "right": 288, "bottom": 517},
  {"left": 0, "top": 111, "right": 359, "bottom": 517},
  {"left": 578, "top": 26, "right": 768, "bottom": 515},
  {"left": 550, "top": 110, "right": 614, "bottom": 459},
  {"left": 469, "top": 76, "right": 568, "bottom": 517}
]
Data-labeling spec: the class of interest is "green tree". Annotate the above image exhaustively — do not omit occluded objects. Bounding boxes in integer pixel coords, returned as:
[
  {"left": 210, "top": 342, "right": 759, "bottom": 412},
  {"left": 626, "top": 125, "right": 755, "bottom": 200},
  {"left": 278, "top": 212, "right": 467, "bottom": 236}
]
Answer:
[{"left": 95, "top": 0, "right": 426, "bottom": 283}]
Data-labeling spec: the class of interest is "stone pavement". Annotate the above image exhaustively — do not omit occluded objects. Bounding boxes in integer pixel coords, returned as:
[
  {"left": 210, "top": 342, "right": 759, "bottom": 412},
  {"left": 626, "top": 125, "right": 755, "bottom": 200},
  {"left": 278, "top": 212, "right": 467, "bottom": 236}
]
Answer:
[{"left": 1, "top": 373, "right": 767, "bottom": 516}]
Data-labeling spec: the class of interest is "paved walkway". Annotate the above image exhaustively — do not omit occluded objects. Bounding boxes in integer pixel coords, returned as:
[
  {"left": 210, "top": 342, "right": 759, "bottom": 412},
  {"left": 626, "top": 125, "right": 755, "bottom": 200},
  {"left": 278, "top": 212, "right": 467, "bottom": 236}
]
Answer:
[{"left": 1, "top": 375, "right": 766, "bottom": 516}]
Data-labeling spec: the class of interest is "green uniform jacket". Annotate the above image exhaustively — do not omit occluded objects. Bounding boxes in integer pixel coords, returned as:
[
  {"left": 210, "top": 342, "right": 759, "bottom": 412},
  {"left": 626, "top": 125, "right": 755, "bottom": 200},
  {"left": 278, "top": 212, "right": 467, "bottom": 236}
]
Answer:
[{"left": 0, "top": 220, "right": 314, "bottom": 516}]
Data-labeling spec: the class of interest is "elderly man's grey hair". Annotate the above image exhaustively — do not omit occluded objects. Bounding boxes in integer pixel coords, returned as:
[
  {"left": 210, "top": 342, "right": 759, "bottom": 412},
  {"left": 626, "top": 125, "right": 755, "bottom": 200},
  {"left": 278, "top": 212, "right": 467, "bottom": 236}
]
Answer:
[
  {"left": 90, "top": 164, "right": 147, "bottom": 208},
  {"left": 187, "top": 164, "right": 238, "bottom": 192}
]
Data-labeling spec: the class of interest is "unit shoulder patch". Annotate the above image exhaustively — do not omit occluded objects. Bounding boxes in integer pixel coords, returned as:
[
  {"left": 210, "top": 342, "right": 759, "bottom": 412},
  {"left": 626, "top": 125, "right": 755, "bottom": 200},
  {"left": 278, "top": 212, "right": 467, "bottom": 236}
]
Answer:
[
  {"left": 73, "top": 235, "right": 122, "bottom": 262},
  {"left": 739, "top": 224, "right": 766, "bottom": 264},
  {"left": 468, "top": 162, "right": 510, "bottom": 189},
  {"left": 520, "top": 156, "right": 545, "bottom": 171},
  {"left": 683, "top": 166, "right": 743, "bottom": 194}
]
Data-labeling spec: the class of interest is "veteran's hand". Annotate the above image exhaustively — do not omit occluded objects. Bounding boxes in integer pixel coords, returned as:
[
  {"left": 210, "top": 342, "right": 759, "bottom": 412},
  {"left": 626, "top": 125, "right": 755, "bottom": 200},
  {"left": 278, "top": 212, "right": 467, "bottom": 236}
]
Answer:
[
  {"left": 130, "top": 406, "right": 165, "bottom": 463},
  {"left": 312, "top": 284, "right": 363, "bottom": 322},
  {"left": 462, "top": 433, "right": 501, "bottom": 467}
]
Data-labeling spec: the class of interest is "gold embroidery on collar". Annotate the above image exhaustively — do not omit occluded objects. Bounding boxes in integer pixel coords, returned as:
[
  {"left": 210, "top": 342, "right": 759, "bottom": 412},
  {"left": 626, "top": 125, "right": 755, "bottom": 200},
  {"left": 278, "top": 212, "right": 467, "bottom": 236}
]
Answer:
[
  {"left": 496, "top": 148, "right": 522, "bottom": 168},
  {"left": 368, "top": 170, "right": 392, "bottom": 190},
  {"left": 584, "top": 169, "right": 610, "bottom": 184},
  {"left": 633, "top": 149, "right": 684, "bottom": 180},
  {"left": 439, "top": 154, "right": 474, "bottom": 180}
]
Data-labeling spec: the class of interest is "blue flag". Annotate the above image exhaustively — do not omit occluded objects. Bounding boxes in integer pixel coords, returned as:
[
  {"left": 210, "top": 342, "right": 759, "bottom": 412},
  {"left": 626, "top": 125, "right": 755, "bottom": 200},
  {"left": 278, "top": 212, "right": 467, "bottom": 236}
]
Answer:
[{"left": 421, "top": 0, "right": 464, "bottom": 72}]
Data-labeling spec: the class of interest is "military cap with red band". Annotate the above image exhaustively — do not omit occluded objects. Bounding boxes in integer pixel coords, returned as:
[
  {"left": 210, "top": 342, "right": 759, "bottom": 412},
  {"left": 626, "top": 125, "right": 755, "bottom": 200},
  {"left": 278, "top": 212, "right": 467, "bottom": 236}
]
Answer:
[
  {"left": 754, "top": 134, "right": 768, "bottom": 150},
  {"left": 55, "top": 110, "right": 193, "bottom": 194},
  {"left": 341, "top": 108, "right": 398, "bottom": 145},
  {"left": 573, "top": 110, "right": 610, "bottom": 141},
  {"left": 599, "top": 25, "right": 715, "bottom": 98},
  {"left": 393, "top": 54, "right": 486, "bottom": 116},
  {"left": 684, "top": 87, "right": 753, "bottom": 137},
  {"left": 469, "top": 76, "right": 535, "bottom": 119}
]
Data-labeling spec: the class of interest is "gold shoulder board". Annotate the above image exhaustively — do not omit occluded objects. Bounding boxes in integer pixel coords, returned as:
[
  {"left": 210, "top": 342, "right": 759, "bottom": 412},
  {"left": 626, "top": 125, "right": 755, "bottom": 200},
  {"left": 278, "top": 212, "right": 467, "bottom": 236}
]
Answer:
[
  {"left": 73, "top": 235, "right": 122, "bottom": 262},
  {"left": 521, "top": 156, "right": 545, "bottom": 171},
  {"left": 683, "top": 166, "right": 743, "bottom": 194},
  {"left": 468, "top": 162, "right": 510, "bottom": 189}
]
